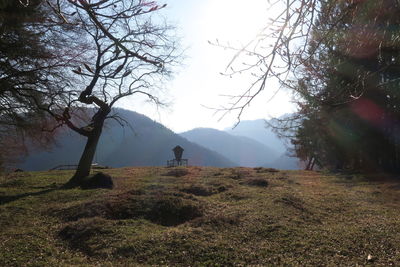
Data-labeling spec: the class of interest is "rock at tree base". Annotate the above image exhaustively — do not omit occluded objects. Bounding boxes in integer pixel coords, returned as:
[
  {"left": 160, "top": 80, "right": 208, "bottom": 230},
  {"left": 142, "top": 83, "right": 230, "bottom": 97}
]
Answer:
[{"left": 81, "top": 172, "right": 114, "bottom": 190}]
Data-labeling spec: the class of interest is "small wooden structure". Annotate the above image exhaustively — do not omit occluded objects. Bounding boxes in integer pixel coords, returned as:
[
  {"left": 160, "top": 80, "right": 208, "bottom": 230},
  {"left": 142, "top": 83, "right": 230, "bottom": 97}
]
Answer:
[{"left": 167, "top": 145, "right": 188, "bottom": 167}]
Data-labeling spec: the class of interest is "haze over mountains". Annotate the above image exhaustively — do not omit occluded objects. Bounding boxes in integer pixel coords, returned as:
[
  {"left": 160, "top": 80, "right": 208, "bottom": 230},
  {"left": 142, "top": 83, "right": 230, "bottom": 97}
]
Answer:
[
  {"left": 180, "top": 128, "right": 277, "bottom": 167},
  {"left": 181, "top": 120, "right": 300, "bottom": 170},
  {"left": 225, "top": 119, "right": 286, "bottom": 153},
  {"left": 18, "top": 109, "right": 300, "bottom": 170},
  {"left": 19, "top": 109, "right": 235, "bottom": 170},
  {"left": 225, "top": 119, "right": 299, "bottom": 169}
]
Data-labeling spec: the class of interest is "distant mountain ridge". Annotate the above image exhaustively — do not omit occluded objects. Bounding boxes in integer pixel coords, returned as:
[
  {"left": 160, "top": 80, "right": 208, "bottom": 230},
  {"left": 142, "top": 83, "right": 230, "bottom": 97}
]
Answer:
[
  {"left": 225, "top": 119, "right": 287, "bottom": 153},
  {"left": 18, "top": 109, "right": 235, "bottom": 170},
  {"left": 18, "top": 109, "right": 301, "bottom": 171},
  {"left": 180, "top": 119, "right": 300, "bottom": 170},
  {"left": 225, "top": 119, "right": 300, "bottom": 170},
  {"left": 181, "top": 128, "right": 278, "bottom": 167}
]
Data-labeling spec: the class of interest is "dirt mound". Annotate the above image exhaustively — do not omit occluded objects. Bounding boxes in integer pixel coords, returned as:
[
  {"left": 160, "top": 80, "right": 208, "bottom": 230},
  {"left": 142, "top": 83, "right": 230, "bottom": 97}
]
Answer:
[
  {"left": 275, "top": 195, "right": 306, "bottom": 211},
  {"left": 229, "top": 168, "right": 253, "bottom": 179},
  {"left": 58, "top": 217, "right": 112, "bottom": 256},
  {"left": 56, "top": 190, "right": 203, "bottom": 226},
  {"left": 81, "top": 172, "right": 114, "bottom": 189},
  {"left": 163, "top": 168, "right": 189, "bottom": 177},
  {"left": 254, "top": 167, "right": 280, "bottom": 173},
  {"left": 145, "top": 196, "right": 202, "bottom": 226},
  {"left": 180, "top": 184, "right": 227, "bottom": 196},
  {"left": 181, "top": 185, "right": 215, "bottom": 196},
  {"left": 243, "top": 178, "right": 269, "bottom": 187}
]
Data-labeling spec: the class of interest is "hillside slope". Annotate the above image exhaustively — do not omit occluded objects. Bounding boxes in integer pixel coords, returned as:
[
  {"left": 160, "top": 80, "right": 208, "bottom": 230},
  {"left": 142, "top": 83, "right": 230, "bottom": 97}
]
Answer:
[
  {"left": 1, "top": 168, "right": 400, "bottom": 266},
  {"left": 18, "top": 109, "right": 235, "bottom": 170},
  {"left": 225, "top": 119, "right": 286, "bottom": 152},
  {"left": 181, "top": 128, "right": 278, "bottom": 167},
  {"left": 271, "top": 153, "right": 300, "bottom": 170},
  {"left": 225, "top": 119, "right": 300, "bottom": 169}
]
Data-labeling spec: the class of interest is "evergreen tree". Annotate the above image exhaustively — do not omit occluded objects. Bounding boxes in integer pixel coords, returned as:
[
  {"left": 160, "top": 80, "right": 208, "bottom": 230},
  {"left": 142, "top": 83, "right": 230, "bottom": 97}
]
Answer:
[{"left": 292, "top": 0, "right": 400, "bottom": 172}]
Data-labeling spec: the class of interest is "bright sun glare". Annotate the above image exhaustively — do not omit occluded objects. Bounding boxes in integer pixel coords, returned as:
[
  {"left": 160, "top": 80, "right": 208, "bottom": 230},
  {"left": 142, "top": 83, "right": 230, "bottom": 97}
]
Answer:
[{"left": 117, "top": 0, "right": 295, "bottom": 132}]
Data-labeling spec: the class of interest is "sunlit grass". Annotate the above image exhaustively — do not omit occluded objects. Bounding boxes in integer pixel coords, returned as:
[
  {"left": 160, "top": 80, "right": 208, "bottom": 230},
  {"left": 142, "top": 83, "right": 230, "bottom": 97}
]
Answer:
[{"left": 1, "top": 167, "right": 400, "bottom": 265}]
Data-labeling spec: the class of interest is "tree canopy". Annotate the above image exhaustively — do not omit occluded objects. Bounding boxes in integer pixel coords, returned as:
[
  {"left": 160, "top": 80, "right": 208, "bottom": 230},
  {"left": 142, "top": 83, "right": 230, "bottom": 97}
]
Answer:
[
  {"left": 226, "top": 0, "right": 400, "bottom": 173},
  {"left": 292, "top": 0, "right": 400, "bottom": 172},
  {"left": 0, "top": 0, "right": 179, "bottom": 179},
  {"left": 0, "top": 0, "right": 76, "bottom": 169}
]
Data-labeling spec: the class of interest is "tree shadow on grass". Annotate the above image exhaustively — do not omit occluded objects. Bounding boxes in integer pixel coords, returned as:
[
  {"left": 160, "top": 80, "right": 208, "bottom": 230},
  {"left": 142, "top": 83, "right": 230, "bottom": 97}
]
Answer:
[{"left": 0, "top": 188, "right": 59, "bottom": 205}]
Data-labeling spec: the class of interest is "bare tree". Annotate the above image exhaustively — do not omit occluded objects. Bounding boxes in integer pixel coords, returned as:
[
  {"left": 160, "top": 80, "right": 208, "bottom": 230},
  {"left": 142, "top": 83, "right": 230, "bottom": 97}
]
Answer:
[
  {"left": 211, "top": 1, "right": 320, "bottom": 120},
  {"left": 1, "top": 1, "right": 178, "bottom": 181},
  {"left": 217, "top": 0, "right": 398, "bottom": 116},
  {"left": 214, "top": 1, "right": 374, "bottom": 121},
  {"left": 43, "top": 0, "right": 179, "bottom": 186}
]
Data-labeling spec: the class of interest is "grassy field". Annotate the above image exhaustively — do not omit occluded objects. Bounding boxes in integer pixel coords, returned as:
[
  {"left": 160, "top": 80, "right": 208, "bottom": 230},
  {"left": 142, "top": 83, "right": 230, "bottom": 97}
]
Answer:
[{"left": 1, "top": 167, "right": 400, "bottom": 266}]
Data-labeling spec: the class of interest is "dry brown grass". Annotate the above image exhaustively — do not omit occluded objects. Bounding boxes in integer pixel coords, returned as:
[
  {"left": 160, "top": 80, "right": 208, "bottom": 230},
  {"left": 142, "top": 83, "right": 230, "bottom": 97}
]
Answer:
[{"left": 1, "top": 167, "right": 400, "bottom": 265}]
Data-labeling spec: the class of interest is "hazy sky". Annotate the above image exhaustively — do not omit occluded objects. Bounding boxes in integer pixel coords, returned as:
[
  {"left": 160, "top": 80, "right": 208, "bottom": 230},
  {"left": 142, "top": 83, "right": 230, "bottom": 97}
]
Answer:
[{"left": 118, "top": 0, "right": 295, "bottom": 132}]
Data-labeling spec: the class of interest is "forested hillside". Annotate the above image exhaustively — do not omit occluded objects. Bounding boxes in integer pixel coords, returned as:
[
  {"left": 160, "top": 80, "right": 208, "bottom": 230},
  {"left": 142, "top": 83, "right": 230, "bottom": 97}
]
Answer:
[{"left": 18, "top": 109, "right": 235, "bottom": 170}]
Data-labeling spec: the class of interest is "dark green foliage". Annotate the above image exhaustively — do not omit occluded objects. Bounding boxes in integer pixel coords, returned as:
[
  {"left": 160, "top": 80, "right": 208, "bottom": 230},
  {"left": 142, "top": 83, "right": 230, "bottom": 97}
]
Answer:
[{"left": 289, "top": 0, "right": 400, "bottom": 173}]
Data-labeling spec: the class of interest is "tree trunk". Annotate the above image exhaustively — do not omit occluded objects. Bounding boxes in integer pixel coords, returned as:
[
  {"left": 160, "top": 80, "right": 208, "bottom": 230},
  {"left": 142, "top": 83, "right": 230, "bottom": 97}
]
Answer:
[
  {"left": 68, "top": 127, "right": 102, "bottom": 185},
  {"left": 65, "top": 109, "right": 109, "bottom": 187},
  {"left": 310, "top": 157, "right": 316, "bottom": 170},
  {"left": 305, "top": 157, "right": 313, "bottom": 170}
]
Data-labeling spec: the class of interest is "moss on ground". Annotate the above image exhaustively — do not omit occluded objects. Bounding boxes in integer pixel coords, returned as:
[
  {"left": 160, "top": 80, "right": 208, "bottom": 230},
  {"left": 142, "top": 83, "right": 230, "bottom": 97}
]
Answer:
[{"left": 1, "top": 167, "right": 400, "bottom": 266}]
